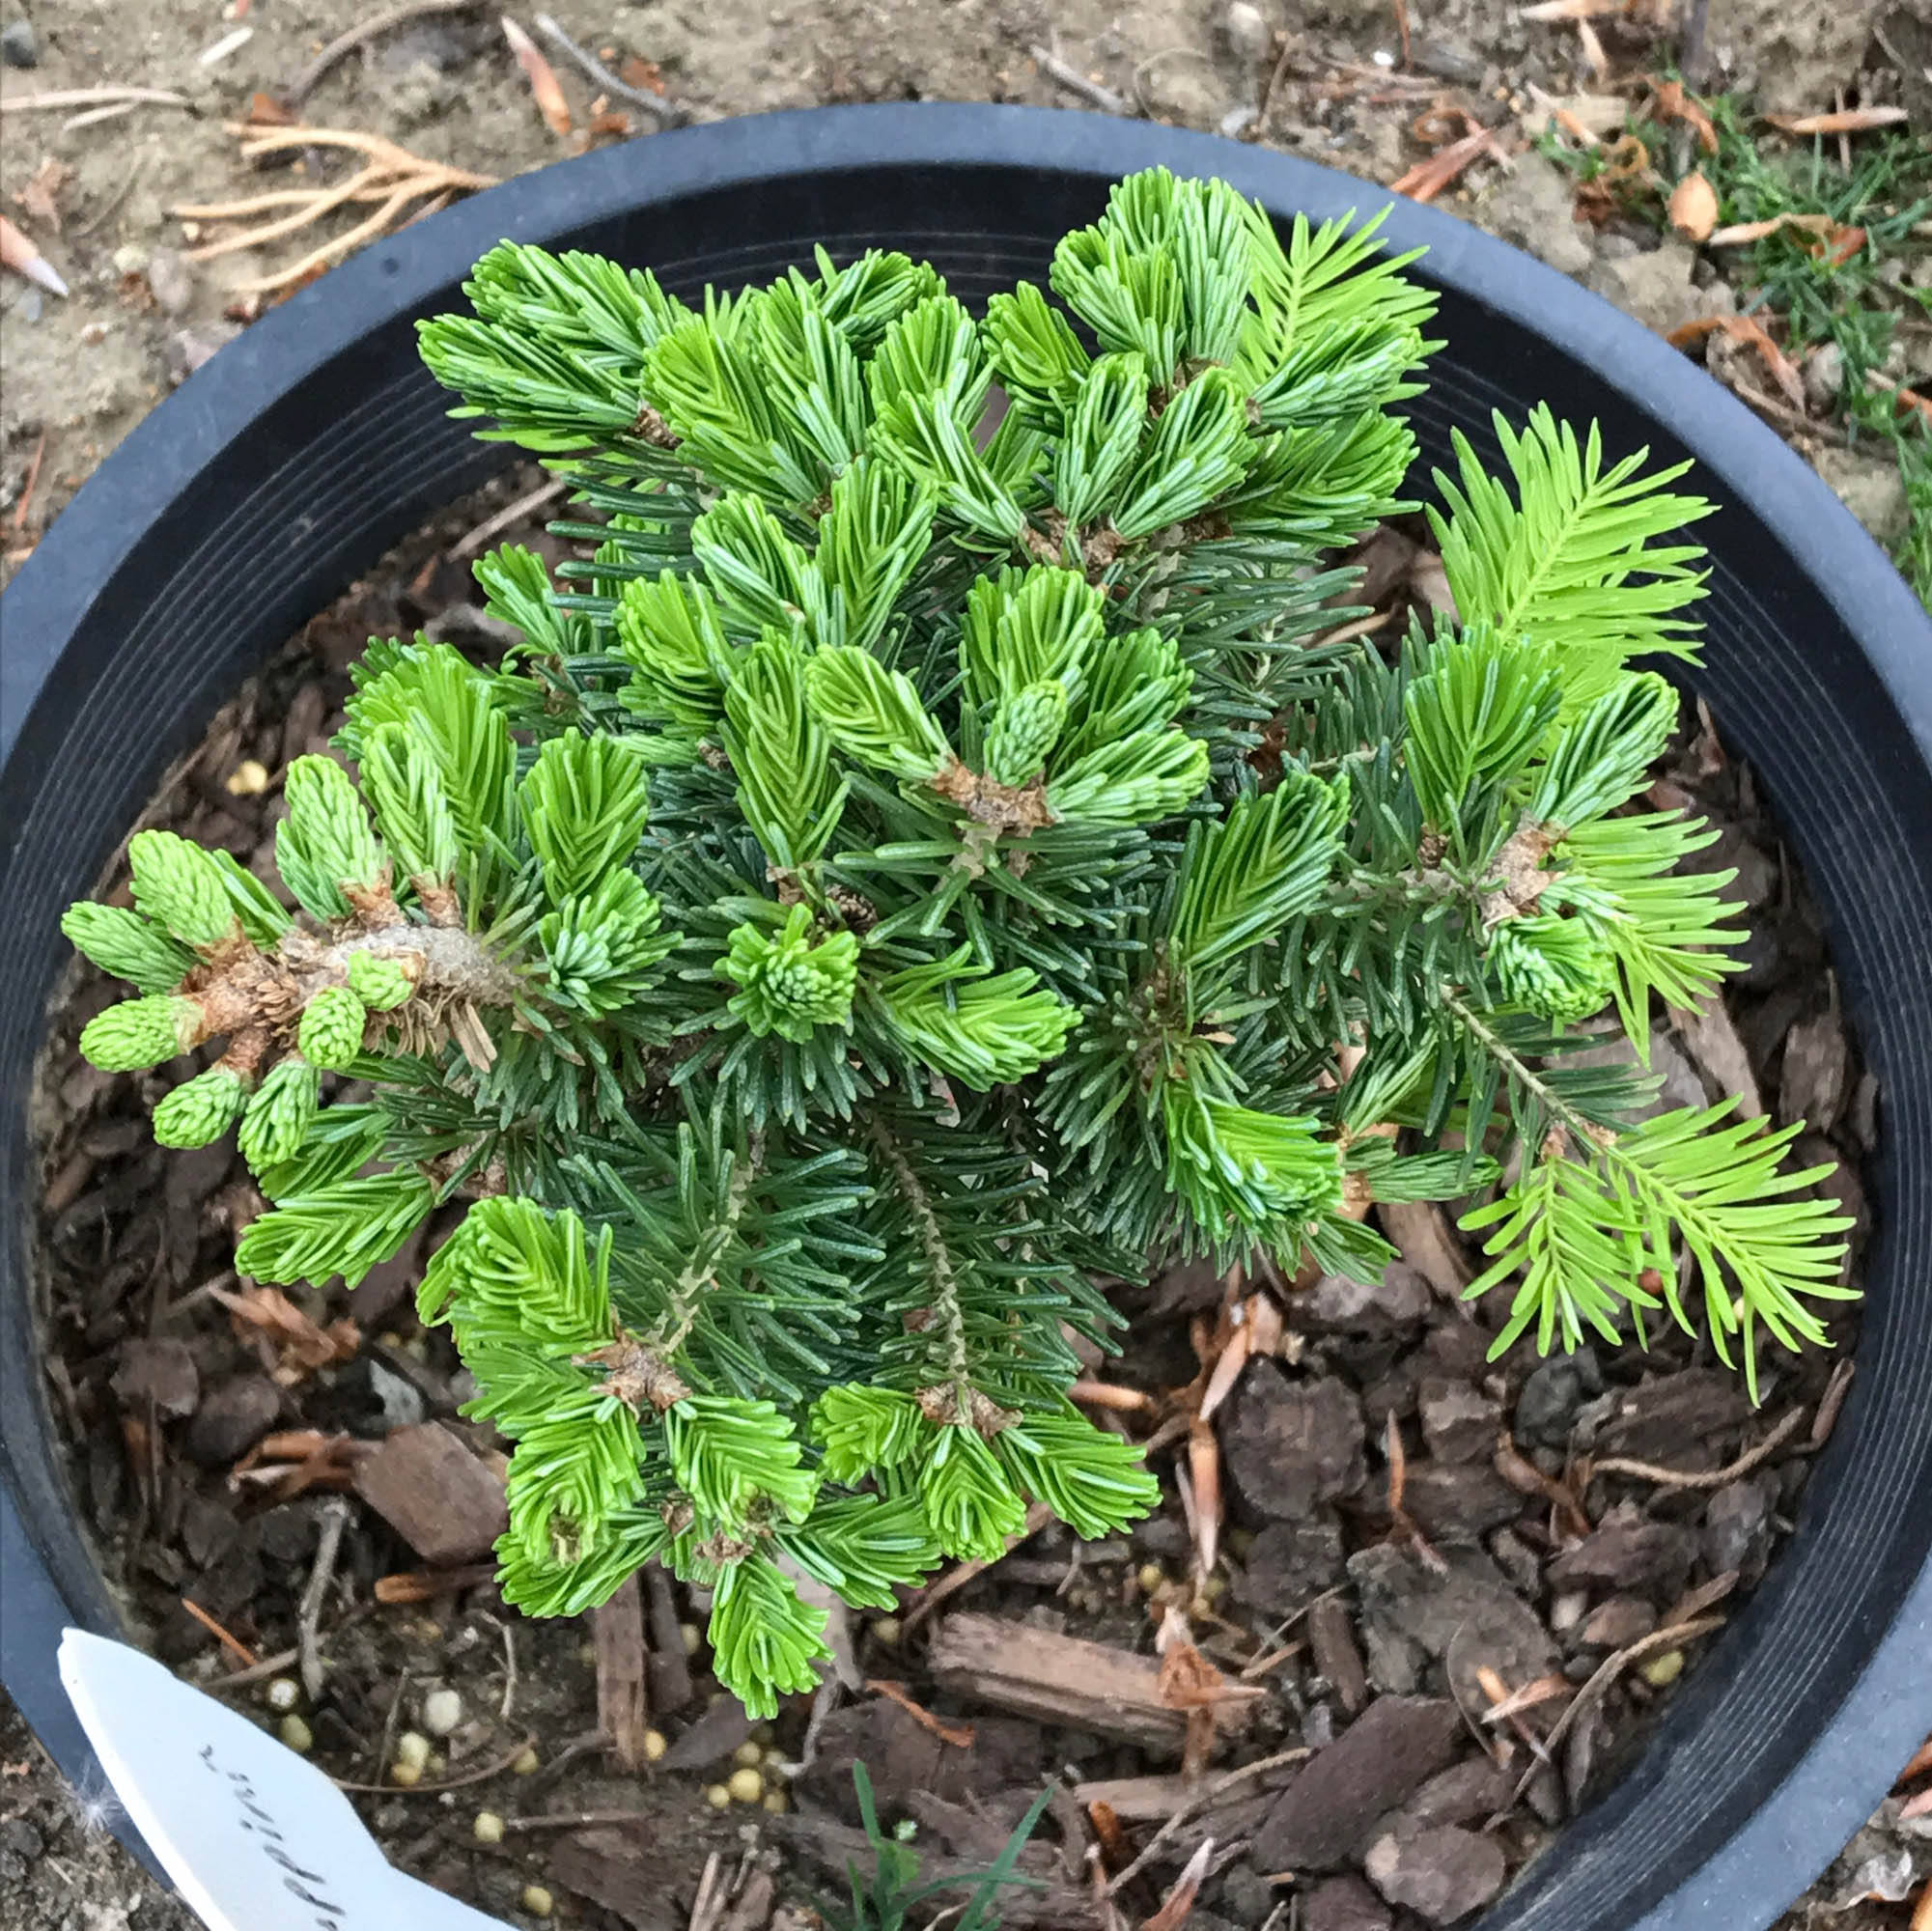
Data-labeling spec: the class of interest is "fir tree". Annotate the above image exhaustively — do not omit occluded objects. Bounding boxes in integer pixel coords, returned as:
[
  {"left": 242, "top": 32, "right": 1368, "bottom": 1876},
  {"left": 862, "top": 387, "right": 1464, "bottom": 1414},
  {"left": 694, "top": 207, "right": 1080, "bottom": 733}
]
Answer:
[{"left": 66, "top": 169, "right": 1854, "bottom": 1718}]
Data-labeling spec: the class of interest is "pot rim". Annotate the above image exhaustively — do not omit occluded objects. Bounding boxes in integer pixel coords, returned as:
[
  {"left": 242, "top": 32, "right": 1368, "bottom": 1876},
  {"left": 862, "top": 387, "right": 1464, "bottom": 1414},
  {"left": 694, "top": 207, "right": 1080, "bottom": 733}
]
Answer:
[{"left": 2, "top": 104, "right": 1928, "bottom": 1927}]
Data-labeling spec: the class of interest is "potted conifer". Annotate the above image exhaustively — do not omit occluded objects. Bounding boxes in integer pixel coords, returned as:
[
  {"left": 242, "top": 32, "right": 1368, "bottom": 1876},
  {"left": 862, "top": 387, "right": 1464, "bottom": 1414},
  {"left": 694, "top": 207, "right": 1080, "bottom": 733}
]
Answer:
[
  {"left": 3, "top": 109, "right": 1929, "bottom": 1930},
  {"left": 59, "top": 166, "right": 1855, "bottom": 1717}
]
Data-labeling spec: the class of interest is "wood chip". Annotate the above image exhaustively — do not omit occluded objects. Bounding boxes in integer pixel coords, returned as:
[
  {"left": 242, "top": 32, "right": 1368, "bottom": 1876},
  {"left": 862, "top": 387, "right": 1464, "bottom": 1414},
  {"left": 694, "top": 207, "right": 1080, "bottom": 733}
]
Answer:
[
  {"left": 12, "top": 157, "right": 73, "bottom": 234},
  {"left": 1307, "top": 1593, "right": 1369, "bottom": 1715},
  {"left": 927, "top": 1613, "right": 1255, "bottom": 1756},
  {"left": 352, "top": 1421, "right": 508, "bottom": 1564},
  {"left": 1705, "top": 210, "right": 1836, "bottom": 247},
  {"left": 593, "top": 1576, "right": 651, "bottom": 1772},
  {"left": 1520, "top": 0, "right": 1633, "bottom": 17},
  {"left": 208, "top": 1282, "right": 358, "bottom": 1379},
  {"left": 1376, "top": 1200, "right": 1472, "bottom": 1300},
  {"left": 1764, "top": 106, "right": 1910, "bottom": 135},
  {"left": 1667, "top": 171, "right": 1719, "bottom": 243},
  {"left": 1648, "top": 79, "right": 1718, "bottom": 154},
  {"left": 1075, "top": 1776, "right": 1199, "bottom": 1824},
  {"left": 502, "top": 15, "right": 573, "bottom": 135},
  {"left": 1671, "top": 995, "right": 1766, "bottom": 1117},
  {"left": 373, "top": 1563, "right": 498, "bottom": 1605},
  {"left": 1391, "top": 126, "right": 1512, "bottom": 205},
  {"left": 0, "top": 213, "right": 68, "bottom": 298}
]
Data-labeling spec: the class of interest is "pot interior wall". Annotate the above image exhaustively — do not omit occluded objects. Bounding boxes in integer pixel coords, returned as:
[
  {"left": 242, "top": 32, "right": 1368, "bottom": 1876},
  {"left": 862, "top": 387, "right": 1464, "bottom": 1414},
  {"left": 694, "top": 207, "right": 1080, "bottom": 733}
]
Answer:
[{"left": 2, "top": 108, "right": 1929, "bottom": 1931}]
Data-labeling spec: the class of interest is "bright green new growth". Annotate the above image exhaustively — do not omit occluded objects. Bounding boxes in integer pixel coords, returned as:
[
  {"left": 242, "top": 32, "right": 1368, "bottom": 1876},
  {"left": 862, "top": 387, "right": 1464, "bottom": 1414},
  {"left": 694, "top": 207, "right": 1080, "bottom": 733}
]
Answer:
[
  {"left": 346, "top": 950, "right": 415, "bottom": 1011},
  {"left": 154, "top": 1066, "right": 250, "bottom": 1149},
  {"left": 61, "top": 903, "right": 198, "bottom": 994},
  {"left": 78, "top": 994, "right": 201, "bottom": 1073},
  {"left": 721, "top": 903, "right": 860, "bottom": 1042},
  {"left": 67, "top": 169, "right": 1854, "bottom": 1720},
  {"left": 238, "top": 1056, "right": 320, "bottom": 1172},
  {"left": 296, "top": 986, "right": 369, "bottom": 1072}
]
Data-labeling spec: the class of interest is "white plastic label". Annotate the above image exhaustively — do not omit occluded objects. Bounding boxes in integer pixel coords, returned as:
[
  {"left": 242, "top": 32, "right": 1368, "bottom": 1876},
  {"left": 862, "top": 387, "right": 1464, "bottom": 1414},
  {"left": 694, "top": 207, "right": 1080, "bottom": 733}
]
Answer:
[{"left": 59, "top": 1629, "right": 511, "bottom": 1931}]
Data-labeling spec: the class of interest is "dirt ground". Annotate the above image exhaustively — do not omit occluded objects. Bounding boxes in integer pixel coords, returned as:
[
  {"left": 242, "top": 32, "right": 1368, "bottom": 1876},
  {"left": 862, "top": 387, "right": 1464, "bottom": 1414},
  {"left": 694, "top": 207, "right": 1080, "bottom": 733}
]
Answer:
[
  {"left": 0, "top": 0, "right": 1907, "bottom": 556},
  {"left": 2, "top": 1, "right": 1927, "bottom": 1927}
]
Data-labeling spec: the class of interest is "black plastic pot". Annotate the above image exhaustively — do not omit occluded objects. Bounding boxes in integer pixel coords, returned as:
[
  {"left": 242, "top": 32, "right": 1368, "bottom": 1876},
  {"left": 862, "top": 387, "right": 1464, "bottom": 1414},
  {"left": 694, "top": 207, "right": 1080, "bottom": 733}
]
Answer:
[{"left": 3, "top": 105, "right": 1929, "bottom": 1926}]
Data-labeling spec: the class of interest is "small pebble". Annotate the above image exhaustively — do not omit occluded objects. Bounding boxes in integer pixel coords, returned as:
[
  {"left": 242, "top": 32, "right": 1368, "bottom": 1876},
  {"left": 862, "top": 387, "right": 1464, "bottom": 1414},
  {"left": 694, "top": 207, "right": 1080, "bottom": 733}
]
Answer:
[
  {"left": 421, "top": 1688, "right": 462, "bottom": 1738},
  {"left": 147, "top": 248, "right": 194, "bottom": 316},
  {"left": 264, "top": 1677, "right": 301, "bottom": 1713},
  {"left": 679, "top": 1623, "right": 703, "bottom": 1656},
  {"left": 520, "top": 1885, "right": 553, "bottom": 1918},
  {"left": 1549, "top": 1590, "right": 1589, "bottom": 1634},
  {"left": 472, "top": 1811, "right": 505, "bottom": 1844},
  {"left": 761, "top": 1747, "right": 787, "bottom": 1772},
  {"left": 576, "top": 1640, "right": 600, "bottom": 1665},
  {"left": 394, "top": 1731, "right": 432, "bottom": 1774},
  {"left": 1219, "top": 0, "right": 1270, "bottom": 65},
  {"left": 1136, "top": 1562, "right": 1166, "bottom": 1595},
  {"left": 512, "top": 1747, "right": 540, "bottom": 1776},
  {"left": 726, "top": 1767, "right": 764, "bottom": 1805},
  {"left": 732, "top": 1740, "right": 765, "bottom": 1769},
  {"left": 762, "top": 1789, "right": 788, "bottom": 1815},
  {"left": 642, "top": 1729, "right": 667, "bottom": 1763},
  {"left": 704, "top": 1783, "right": 731, "bottom": 1810},
  {"left": 870, "top": 1615, "right": 902, "bottom": 1648},
  {"left": 110, "top": 244, "right": 150, "bottom": 279},
  {"left": 1639, "top": 1649, "right": 1686, "bottom": 1689},
  {"left": 277, "top": 1715, "right": 313, "bottom": 1754},
  {"left": 388, "top": 1760, "right": 423, "bottom": 1788},
  {"left": 1, "top": 19, "right": 38, "bottom": 68},
  {"left": 225, "top": 758, "right": 269, "bottom": 797}
]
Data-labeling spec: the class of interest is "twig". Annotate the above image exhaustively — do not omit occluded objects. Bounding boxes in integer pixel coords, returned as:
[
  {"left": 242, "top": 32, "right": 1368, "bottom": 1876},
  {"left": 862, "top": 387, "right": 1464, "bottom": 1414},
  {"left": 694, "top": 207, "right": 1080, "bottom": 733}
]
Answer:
[
  {"left": 370, "top": 1669, "right": 412, "bottom": 1784},
  {"left": 195, "top": 1645, "right": 301, "bottom": 1692},
  {"left": 296, "top": 1496, "right": 351, "bottom": 1699},
  {"left": 901, "top": 1499, "right": 1054, "bottom": 1633},
  {"left": 1719, "top": 371, "right": 1850, "bottom": 447},
  {"left": 283, "top": 0, "right": 484, "bottom": 108},
  {"left": 450, "top": 476, "right": 570, "bottom": 560},
  {"left": 688, "top": 1853, "right": 725, "bottom": 1931},
  {"left": 797, "top": 1673, "right": 843, "bottom": 1772},
  {"left": 866, "top": 1679, "right": 976, "bottom": 1749},
  {"left": 331, "top": 1731, "right": 537, "bottom": 1794},
  {"left": 1586, "top": 1405, "right": 1807, "bottom": 1491},
  {"left": 72, "top": 160, "right": 145, "bottom": 239},
  {"left": 1810, "top": 1359, "right": 1855, "bottom": 1447},
  {"left": 1679, "top": 0, "right": 1712, "bottom": 89},
  {"left": 1251, "top": 38, "right": 1294, "bottom": 140},
  {"left": 176, "top": 126, "right": 496, "bottom": 294},
  {"left": 1496, "top": 1615, "right": 1725, "bottom": 1819},
  {"left": 0, "top": 87, "right": 191, "bottom": 112},
  {"left": 180, "top": 1598, "right": 259, "bottom": 1668},
  {"left": 1143, "top": 1838, "right": 1214, "bottom": 1931},
  {"left": 1103, "top": 1748, "right": 1310, "bottom": 1895},
  {"left": 63, "top": 103, "right": 139, "bottom": 134},
  {"left": 9, "top": 433, "right": 47, "bottom": 534},
  {"left": 1029, "top": 44, "right": 1131, "bottom": 117},
  {"left": 500, "top": 1807, "right": 660, "bottom": 1833},
  {"left": 533, "top": 13, "right": 684, "bottom": 123},
  {"left": 489, "top": 1613, "right": 519, "bottom": 1722}
]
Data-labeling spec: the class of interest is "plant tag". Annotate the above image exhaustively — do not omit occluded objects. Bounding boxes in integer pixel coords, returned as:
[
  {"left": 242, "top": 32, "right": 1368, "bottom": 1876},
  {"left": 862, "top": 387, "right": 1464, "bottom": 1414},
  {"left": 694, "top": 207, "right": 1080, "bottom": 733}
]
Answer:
[{"left": 58, "top": 1629, "right": 511, "bottom": 1931}]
